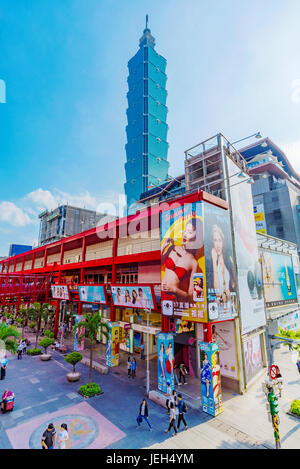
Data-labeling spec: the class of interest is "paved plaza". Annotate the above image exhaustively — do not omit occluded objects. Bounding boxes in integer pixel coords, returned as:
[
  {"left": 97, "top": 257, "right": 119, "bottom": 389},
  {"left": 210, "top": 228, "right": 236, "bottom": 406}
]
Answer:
[{"left": 0, "top": 342, "right": 299, "bottom": 450}]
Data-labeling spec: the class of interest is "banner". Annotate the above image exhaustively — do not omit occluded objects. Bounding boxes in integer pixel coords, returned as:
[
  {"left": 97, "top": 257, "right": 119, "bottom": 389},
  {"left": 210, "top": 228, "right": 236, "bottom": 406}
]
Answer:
[
  {"left": 105, "top": 322, "right": 120, "bottom": 367},
  {"left": 243, "top": 334, "right": 263, "bottom": 384},
  {"left": 111, "top": 285, "right": 155, "bottom": 309},
  {"left": 78, "top": 285, "right": 107, "bottom": 304},
  {"left": 51, "top": 285, "right": 70, "bottom": 300},
  {"left": 199, "top": 341, "right": 223, "bottom": 416},
  {"left": 227, "top": 158, "right": 265, "bottom": 334},
  {"left": 157, "top": 332, "right": 175, "bottom": 393},
  {"left": 161, "top": 202, "right": 207, "bottom": 322},
  {"left": 204, "top": 202, "right": 237, "bottom": 321},
  {"left": 74, "top": 315, "right": 85, "bottom": 351},
  {"left": 261, "top": 251, "right": 297, "bottom": 308},
  {"left": 211, "top": 321, "right": 238, "bottom": 379}
]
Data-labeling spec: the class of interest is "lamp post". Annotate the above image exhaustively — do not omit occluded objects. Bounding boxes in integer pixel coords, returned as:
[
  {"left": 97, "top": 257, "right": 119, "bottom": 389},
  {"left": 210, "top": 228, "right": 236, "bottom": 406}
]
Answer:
[{"left": 231, "top": 132, "right": 262, "bottom": 146}]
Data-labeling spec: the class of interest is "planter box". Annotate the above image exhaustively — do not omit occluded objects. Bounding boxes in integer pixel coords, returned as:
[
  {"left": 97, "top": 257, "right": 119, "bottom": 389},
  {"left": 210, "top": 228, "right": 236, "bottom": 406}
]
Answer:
[
  {"left": 287, "top": 411, "right": 300, "bottom": 420},
  {"left": 67, "top": 372, "right": 81, "bottom": 383},
  {"left": 78, "top": 390, "right": 103, "bottom": 399},
  {"left": 40, "top": 354, "right": 51, "bottom": 361}
]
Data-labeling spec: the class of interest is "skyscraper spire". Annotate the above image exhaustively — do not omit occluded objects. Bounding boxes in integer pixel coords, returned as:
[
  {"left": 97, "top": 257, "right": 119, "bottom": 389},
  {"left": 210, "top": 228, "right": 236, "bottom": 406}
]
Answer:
[{"left": 145, "top": 14, "right": 149, "bottom": 30}]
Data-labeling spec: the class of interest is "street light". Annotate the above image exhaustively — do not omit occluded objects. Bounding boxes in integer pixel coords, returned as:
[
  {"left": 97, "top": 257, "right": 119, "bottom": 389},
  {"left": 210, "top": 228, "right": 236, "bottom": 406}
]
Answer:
[{"left": 231, "top": 132, "right": 262, "bottom": 146}]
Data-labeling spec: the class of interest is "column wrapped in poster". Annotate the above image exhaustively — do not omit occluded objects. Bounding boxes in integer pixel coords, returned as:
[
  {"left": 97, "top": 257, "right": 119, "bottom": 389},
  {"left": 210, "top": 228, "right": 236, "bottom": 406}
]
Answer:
[
  {"left": 74, "top": 315, "right": 85, "bottom": 351},
  {"left": 199, "top": 341, "right": 223, "bottom": 416},
  {"left": 157, "top": 332, "right": 175, "bottom": 393},
  {"left": 105, "top": 322, "right": 120, "bottom": 367}
]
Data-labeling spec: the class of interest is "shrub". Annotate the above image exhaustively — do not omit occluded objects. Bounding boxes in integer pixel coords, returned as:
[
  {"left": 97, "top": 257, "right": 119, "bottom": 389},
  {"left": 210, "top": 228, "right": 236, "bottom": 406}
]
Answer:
[
  {"left": 29, "top": 322, "right": 36, "bottom": 330},
  {"left": 65, "top": 352, "right": 83, "bottom": 373},
  {"left": 44, "top": 330, "right": 54, "bottom": 338},
  {"left": 291, "top": 400, "right": 300, "bottom": 416},
  {"left": 27, "top": 348, "right": 42, "bottom": 356},
  {"left": 79, "top": 382, "right": 102, "bottom": 397},
  {"left": 39, "top": 337, "right": 53, "bottom": 354}
]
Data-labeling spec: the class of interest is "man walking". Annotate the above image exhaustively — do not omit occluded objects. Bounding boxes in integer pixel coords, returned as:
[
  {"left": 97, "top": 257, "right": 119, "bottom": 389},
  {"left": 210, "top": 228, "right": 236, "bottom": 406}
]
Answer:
[
  {"left": 140, "top": 343, "right": 145, "bottom": 360},
  {"left": 176, "top": 393, "right": 188, "bottom": 431},
  {"left": 178, "top": 363, "right": 187, "bottom": 385},
  {"left": 131, "top": 357, "right": 137, "bottom": 378},
  {"left": 0, "top": 355, "right": 8, "bottom": 380},
  {"left": 41, "top": 423, "right": 56, "bottom": 449},
  {"left": 17, "top": 342, "right": 23, "bottom": 360},
  {"left": 136, "top": 399, "right": 152, "bottom": 431},
  {"left": 296, "top": 356, "right": 300, "bottom": 375}
]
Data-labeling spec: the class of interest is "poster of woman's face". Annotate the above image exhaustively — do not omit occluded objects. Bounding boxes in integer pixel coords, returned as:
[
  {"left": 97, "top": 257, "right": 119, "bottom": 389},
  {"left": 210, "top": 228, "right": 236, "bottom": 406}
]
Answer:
[{"left": 204, "top": 202, "right": 237, "bottom": 321}]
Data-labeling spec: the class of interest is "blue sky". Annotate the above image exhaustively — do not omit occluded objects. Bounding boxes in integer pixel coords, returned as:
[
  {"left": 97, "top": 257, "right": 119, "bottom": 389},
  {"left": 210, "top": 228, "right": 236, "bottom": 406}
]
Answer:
[{"left": 0, "top": 0, "right": 300, "bottom": 256}]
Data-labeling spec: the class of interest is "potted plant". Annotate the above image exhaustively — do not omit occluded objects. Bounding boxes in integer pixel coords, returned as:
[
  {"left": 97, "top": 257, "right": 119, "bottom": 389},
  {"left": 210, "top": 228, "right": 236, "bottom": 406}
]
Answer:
[
  {"left": 39, "top": 337, "right": 53, "bottom": 361},
  {"left": 65, "top": 352, "right": 83, "bottom": 382}
]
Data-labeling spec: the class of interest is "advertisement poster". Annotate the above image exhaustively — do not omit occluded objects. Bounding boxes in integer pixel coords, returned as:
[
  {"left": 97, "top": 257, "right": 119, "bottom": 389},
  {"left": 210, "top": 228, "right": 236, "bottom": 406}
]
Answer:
[
  {"left": 211, "top": 321, "right": 238, "bottom": 379},
  {"left": 105, "top": 322, "right": 120, "bottom": 367},
  {"left": 199, "top": 341, "right": 223, "bottom": 416},
  {"left": 227, "top": 158, "right": 265, "bottom": 334},
  {"left": 157, "top": 332, "right": 175, "bottom": 393},
  {"left": 204, "top": 202, "right": 237, "bottom": 321},
  {"left": 111, "top": 285, "right": 155, "bottom": 309},
  {"left": 254, "top": 204, "right": 267, "bottom": 234},
  {"left": 261, "top": 252, "right": 297, "bottom": 308},
  {"left": 74, "top": 315, "right": 85, "bottom": 351},
  {"left": 161, "top": 202, "right": 207, "bottom": 323},
  {"left": 278, "top": 310, "right": 300, "bottom": 332},
  {"left": 78, "top": 285, "right": 107, "bottom": 304},
  {"left": 51, "top": 285, "right": 70, "bottom": 300},
  {"left": 243, "top": 335, "right": 263, "bottom": 384}
]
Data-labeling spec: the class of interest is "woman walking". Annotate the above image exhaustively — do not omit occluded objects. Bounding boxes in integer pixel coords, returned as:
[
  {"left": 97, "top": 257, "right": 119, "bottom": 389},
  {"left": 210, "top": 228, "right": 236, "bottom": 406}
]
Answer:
[
  {"left": 165, "top": 402, "right": 177, "bottom": 436},
  {"left": 136, "top": 399, "right": 152, "bottom": 431},
  {"left": 58, "top": 423, "right": 69, "bottom": 449},
  {"left": 127, "top": 356, "right": 132, "bottom": 378}
]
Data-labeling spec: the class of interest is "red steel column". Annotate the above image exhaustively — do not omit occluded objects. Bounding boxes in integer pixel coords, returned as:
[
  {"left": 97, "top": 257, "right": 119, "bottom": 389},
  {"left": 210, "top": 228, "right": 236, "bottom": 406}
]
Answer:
[
  {"left": 54, "top": 300, "right": 60, "bottom": 338},
  {"left": 110, "top": 222, "right": 118, "bottom": 322}
]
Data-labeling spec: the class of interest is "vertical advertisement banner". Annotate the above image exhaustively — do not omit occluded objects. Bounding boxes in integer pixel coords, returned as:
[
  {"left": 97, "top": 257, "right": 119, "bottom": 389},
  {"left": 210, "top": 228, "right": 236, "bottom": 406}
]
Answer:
[
  {"left": 211, "top": 322, "right": 238, "bottom": 379},
  {"left": 161, "top": 202, "right": 207, "bottom": 322},
  {"left": 199, "top": 341, "right": 223, "bottom": 416},
  {"left": 261, "top": 251, "right": 297, "bottom": 308},
  {"left": 204, "top": 202, "right": 237, "bottom": 321},
  {"left": 157, "top": 332, "right": 175, "bottom": 393},
  {"left": 243, "top": 335, "right": 263, "bottom": 384},
  {"left": 74, "top": 315, "right": 85, "bottom": 351},
  {"left": 227, "top": 158, "right": 265, "bottom": 334},
  {"left": 105, "top": 322, "right": 120, "bottom": 367}
]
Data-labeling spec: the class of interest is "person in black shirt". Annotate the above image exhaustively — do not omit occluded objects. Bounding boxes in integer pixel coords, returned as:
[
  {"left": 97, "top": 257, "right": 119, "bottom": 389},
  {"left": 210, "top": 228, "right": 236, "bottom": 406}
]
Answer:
[{"left": 41, "top": 423, "right": 56, "bottom": 449}]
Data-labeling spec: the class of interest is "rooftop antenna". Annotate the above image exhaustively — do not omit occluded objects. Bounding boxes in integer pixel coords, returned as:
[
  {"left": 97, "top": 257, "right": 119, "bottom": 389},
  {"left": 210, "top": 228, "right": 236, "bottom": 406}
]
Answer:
[{"left": 146, "top": 14, "right": 149, "bottom": 30}]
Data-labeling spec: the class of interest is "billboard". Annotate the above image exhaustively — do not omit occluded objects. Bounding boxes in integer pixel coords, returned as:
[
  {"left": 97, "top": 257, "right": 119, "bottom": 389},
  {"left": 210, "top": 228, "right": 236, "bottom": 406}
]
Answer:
[
  {"left": 198, "top": 341, "right": 223, "bottom": 416},
  {"left": 161, "top": 202, "right": 207, "bottom": 322},
  {"left": 243, "top": 334, "right": 263, "bottom": 384},
  {"left": 105, "top": 322, "right": 120, "bottom": 367},
  {"left": 204, "top": 202, "right": 237, "bottom": 321},
  {"left": 227, "top": 158, "right": 265, "bottom": 334},
  {"left": 157, "top": 332, "right": 175, "bottom": 393},
  {"left": 261, "top": 251, "right": 297, "bottom": 308},
  {"left": 211, "top": 321, "right": 238, "bottom": 379},
  {"left": 111, "top": 285, "right": 155, "bottom": 310},
  {"left": 51, "top": 285, "right": 70, "bottom": 300},
  {"left": 254, "top": 204, "right": 267, "bottom": 234},
  {"left": 78, "top": 285, "right": 107, "bottom": 304}
]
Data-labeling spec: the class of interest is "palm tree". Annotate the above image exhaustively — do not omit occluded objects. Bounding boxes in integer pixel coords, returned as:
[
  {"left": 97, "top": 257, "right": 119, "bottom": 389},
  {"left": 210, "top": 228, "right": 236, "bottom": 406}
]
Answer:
[
  {"left": 28, "top": 302, "right": 54, "bottom": 348},
  {"left": 74, "top": 312, "right": 109, "bottom": 387},
  {"left": 0, "top": 323, "right": 20, "bottom": 355}
]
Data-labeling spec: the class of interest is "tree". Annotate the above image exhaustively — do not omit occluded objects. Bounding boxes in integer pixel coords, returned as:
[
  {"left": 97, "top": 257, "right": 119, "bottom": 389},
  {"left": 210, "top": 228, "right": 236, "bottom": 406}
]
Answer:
[
  {"left": 0, "top": 323, "right": 20, "bottom": 355},
  {"left": 74, "top": 312, "right": 109, "bottom": 387},
  {"left": 39, "top": 337, "right": 53, "bottom": 354},
  {"left": 16, "top": 306, "right": 28, "bottom": 339},
  {"left": 28, "top": 302, "right": 54, "bottom": 348},
  {"left": 65, "top": 352, "right": 83, "bottom": 374}
]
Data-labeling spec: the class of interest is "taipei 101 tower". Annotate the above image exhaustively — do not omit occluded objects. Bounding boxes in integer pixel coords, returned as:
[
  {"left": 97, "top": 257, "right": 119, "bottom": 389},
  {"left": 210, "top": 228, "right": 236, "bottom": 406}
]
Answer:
[{"left": 124, "top": 16, "right": 169, "bottom": 208}]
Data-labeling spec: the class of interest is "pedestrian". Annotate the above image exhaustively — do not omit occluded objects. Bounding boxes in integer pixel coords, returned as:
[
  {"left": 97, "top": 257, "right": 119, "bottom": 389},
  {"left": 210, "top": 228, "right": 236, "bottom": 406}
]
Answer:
[
  {"left": 127, "top": 356, "right": 132, "bottom": 378},
  {"left": 41, "top": 423, "right": 56, "bottom": 449},
  {"left": 0, "top": 354, "right": 8, "bottom": 380},
  {"left": 178, "top": 363, "right": 187, "bottom": 385},
  {"left": 166, "top": 389, "right": 177, "bottom": 415},
  {"left": 296, "top": 356, "right": 300, "bottom": 375},
  {"left": 58, "top": 423, "right": 69, "bottom": 449},
  {"left": 136, "top": 399, "right": 152, "bottom": 431},
  {"left": 165, "top": 402, "right": 177, "bottom": 436},
  {"left": 140, "top": 343, "right": 145, "bottom": 360},
  {"left": 17, "top": 342, "right": 23, "bottom": 360},
  {"left": 176, "top": 393, "right": 188, "bottom": 431},
  {"left": 22, "top": 339, "right": 27, "bottom": 355},
  {"left": 131, "top": 357, "right": 137, "bottom": 378},
  {"left": 174, "top": 364, "right": 180, "bottom": 386}
]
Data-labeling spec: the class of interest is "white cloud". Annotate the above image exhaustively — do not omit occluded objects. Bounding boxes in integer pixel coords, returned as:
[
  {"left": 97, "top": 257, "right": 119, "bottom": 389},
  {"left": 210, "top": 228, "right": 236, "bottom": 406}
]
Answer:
[
  {"left": 0, "top": 202, "right": 31, "bottom": 227},
  {"left": 26, "top": 188, "right": 58, "bottom": 211}
]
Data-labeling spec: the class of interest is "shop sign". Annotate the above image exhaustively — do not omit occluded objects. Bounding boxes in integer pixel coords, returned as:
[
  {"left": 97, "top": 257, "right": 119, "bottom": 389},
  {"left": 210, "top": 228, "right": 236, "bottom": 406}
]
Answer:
[
  {"left": 111, "top": 284, "right": 156, "bottom": 310},
  {"left": 78, "top": 284, "right": 107, "bottom": 304},
  {"left": 51, "top": 285, "right": 70, "bottom": 300}
]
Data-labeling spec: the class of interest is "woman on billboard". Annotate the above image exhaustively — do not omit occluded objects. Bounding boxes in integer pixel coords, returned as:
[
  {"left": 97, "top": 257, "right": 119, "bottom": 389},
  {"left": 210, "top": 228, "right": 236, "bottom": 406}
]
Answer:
[
  {"left": 161, "top": 217, "right": 203, "bottom": 301},
  {"left": 209, "top": 224, "right": 235, "bottom": 304}
]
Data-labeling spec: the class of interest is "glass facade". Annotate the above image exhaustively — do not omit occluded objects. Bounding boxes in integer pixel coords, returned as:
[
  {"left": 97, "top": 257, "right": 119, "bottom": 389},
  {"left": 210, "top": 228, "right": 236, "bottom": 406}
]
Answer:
[{"left": 124, "top": 24, "right": 169, "bottom": 207}]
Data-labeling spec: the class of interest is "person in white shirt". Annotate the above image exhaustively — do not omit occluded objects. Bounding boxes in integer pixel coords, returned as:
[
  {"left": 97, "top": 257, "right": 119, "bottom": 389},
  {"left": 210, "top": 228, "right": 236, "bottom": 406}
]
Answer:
[{"left": 58, "top": 423, "right": 69, "bottom": 449}]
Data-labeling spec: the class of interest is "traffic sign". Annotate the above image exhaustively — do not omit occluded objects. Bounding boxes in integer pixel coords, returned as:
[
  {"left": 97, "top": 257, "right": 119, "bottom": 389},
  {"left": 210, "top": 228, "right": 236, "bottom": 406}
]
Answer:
[{"left": 270, "top": 365, "right": 278, "bottom": 380}]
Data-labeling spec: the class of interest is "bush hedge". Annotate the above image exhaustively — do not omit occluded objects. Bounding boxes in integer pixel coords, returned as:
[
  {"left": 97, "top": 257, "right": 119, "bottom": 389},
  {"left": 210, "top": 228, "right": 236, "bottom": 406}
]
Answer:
[
  {"left": 79, "top": 382, "right": 102, "bottom": 397},
  {"left": 291, "top": 400, "right": 300, "bottom": 416},
  {"left": 27, "top": 348, "right": 42, "bottom": 356}
]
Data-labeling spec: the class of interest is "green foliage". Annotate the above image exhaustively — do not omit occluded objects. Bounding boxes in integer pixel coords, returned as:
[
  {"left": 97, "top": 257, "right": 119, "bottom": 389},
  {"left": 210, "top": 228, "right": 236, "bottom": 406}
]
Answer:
[
  {"left": 29, "top": 322, "right": 36, "bottom": 330},
  {"left": 65, "top": 352, "right": 82, "bottom": 373},
  {"left": 44, "top": 329, "right": 54, "bottom": 338},
  {"left": 79, "top": 382, "right": 102, "bottom": 397},
  {"left": 39, "top": 337, "right": 53, "bottom": 353},
  {"left": 27, "top": 348, "right": 42, "bottom": 356},
  {"left": 290, "top": 400, "right": 300, "bottom": 416},
  {"left": 0, "top": 323, "right": 20, "bottom": 354}
]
